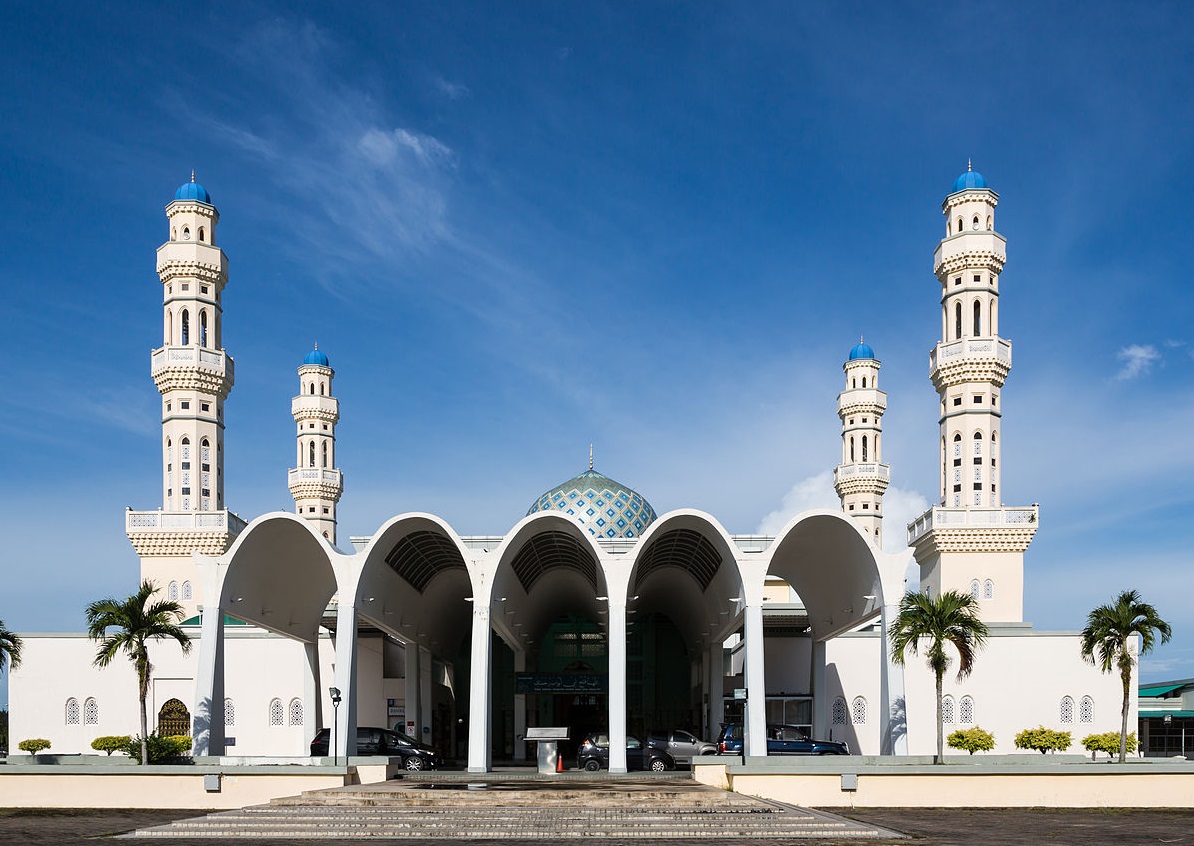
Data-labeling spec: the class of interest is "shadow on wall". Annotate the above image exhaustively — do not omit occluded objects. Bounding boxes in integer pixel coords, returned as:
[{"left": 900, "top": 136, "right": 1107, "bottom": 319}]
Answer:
[{"left": 824, "top": 664, "right": 861, "bottom": 752}]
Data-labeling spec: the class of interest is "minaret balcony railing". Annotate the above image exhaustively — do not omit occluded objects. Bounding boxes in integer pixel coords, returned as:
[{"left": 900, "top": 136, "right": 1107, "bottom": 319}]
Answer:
[
  {"left": 288, "top": 468, "right": 343, "bottom": 487},
  {"left": 933, "top": 231, "right": 1006, "bottom": 275},
  {"left": 837, "top": 388, "right": 887, "bottom": 415},
  {"left": 930, "top": 337, "right": 1011, "bottom": 371},
  {"left": 291, "top": 395, "right": 340, "bottom": 416},
  {"left": 152, "top": 345, "right": 233, "bottom": 378},
  {"left": 907, "top": 504, "right": 1038, "bottom": 545},
  {"left": 126, "top": 509, "right": 248, "bottom": 534},
  {"left": 833, "top": 463, "right": 891, "bottom": 484}
]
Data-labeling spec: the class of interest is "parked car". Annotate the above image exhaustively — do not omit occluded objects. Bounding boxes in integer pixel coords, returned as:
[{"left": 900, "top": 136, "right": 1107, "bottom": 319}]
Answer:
[
  {"left": 576, "top": 733, "right": 676, "bottom": 771},
  {"left": 716, "top": 723, "right": 849, "bottom": 756},
  {"left": 647, "top": 729, "right": 717, "bottom": 763},
  {"left": 310, "top": 727, "right": 442, "bottom": 770}
]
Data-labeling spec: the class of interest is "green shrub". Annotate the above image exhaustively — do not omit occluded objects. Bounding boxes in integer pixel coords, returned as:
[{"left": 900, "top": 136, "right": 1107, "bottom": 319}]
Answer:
[
  {"left": 18, "top": 738, "right": 51, "bottom": 754},
  {"left": 91, "top": 735, "right": 132, "bottom": 756},
  {"left": 1081, "top": 731, "right": 1138, "bottom": 759},
  {"left": 123, "top": 733, "right": 193, "bottom": 764},
  {"left": 1014, "top": 726, "right": 1072, "bottom": 754},
  {"left": 946, "top": 726, "right": 996, "bottom": 755}
]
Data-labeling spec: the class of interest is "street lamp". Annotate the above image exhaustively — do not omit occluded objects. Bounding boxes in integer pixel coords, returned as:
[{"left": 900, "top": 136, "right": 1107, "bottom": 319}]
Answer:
[{"left": 329, "top": 686, "right": 342, "bottom": 767}]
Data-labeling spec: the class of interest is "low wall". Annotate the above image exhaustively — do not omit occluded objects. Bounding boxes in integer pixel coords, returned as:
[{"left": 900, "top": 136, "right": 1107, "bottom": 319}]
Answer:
[{"left": 693, "top": 756, "right": 1194, "bottom": 808}]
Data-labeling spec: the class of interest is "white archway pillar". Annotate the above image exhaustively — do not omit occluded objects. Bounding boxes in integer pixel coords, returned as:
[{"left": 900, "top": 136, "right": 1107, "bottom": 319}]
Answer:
[
  {"left": 303, "top": 641, "right": 322, "bottom": 753},
  {"left": 467, "top": 604, "right": 492, "bottom": 772},
  {"left": 744, "top": 602, "right": 767, "bottom": 758},
  {"left": 513, "top": 649, "right": 527, "bottom": 761},
  {"left": 707, "top": 641, "right": 724, "bottom": 741},
  {"left": 879, "top": 601, "right": 908, "bottom": 754},
  {"left": 608, "top": 601, "right": 628, "bottom": 773},
  {"left": 812, "top": 639, "right": 828, "bottom": 740},
  {"left": 404, "top": 644, "right": 421, "bottom": 738},
  {"left": 331, "top": 600, "right": 359, "bottom": 760},
  {"left": 192, "top": 606, "right": 225, "bottom": 757}
]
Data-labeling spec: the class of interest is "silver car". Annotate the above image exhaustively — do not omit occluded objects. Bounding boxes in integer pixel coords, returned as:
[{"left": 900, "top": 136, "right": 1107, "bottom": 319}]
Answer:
[{"left": 647, "top": 729, "right": 716, "bottom": 764}]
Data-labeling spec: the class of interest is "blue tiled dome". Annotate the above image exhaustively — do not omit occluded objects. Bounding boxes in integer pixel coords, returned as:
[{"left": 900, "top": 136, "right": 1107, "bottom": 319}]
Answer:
[
  {"left": 528, "top": 469, "right": 657, "bottom": 539},
  {"left": 174, "top": 176, "right": 212, "bottom": 204},
  {"left": 952, "top": 168, "right": 988, "bottom": 193},
  {"left": 848, "top": 341, "right": 875, "bottom": 361},
  {"left": 303, "top": 347, "right": 330, "bottom": 367}
]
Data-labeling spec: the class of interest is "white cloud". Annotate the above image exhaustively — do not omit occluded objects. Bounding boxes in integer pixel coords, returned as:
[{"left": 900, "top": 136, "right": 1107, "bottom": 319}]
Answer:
[
  {"left": 755, "top": 471, "right": 838, "bottom": 535},
  {"left": 357, "top": 128, "right": 452, "bottom": 169},
  {"left": 878, "top": 485, "right": 930, "bottom": 554},
  {"left": 432, "top": 75, "right": 470, "bottom": 101},
  {"left": 1114, "top": 344, "right": 1160, "bottom": 380}
]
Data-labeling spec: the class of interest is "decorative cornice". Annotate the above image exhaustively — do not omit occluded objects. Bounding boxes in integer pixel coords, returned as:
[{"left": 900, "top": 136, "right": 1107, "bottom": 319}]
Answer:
[
  {"left": 153, "top": 367, "right": 234, "bottom": 397},
  {"left": 931, "top": 358, "right": 1010, "bottom": 391},
  {"left": 912, "top": 525, "right": 1037, "bottom": 556},
  {"left": 157, "top": 260, "right": 227, "bottom": 286},
  {"left": 127, "top": 530, "right": 235, "bottom": 557},
  {"left": 935, "top": 250, "right": 1006, "bottom": 278},
  {"left": 291, "top": 407, "right": 340, "bottom": 425},
  {"left": 289, "top": 482, "right": 344, "bottom": 502}
]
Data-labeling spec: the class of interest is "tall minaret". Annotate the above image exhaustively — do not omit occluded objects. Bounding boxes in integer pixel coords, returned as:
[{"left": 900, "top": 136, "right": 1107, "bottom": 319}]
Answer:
[
  {"left": 833, "top": 340, "right": 890, "bottom": 546},
  {"left": 907, "top": 164, "right": 1038, "bottom": 622},
  {"left": 127, "top": 176, "right": 242, "bottom": 617},
  {"left": 288, "top": 346, "right": 343, "bottom": 543}
]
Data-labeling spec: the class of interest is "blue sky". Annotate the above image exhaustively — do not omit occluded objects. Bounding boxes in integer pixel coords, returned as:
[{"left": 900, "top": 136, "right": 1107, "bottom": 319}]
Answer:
[{"left": 3, "top": 1, "right": 1193, "bottom": 707}]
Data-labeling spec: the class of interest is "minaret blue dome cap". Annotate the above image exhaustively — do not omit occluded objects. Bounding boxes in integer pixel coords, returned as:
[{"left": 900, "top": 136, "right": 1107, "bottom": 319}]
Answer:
[
  {"left": 174, "top": 173, "right": 212, "bottom": 205},
  {"left": 848, "top": 341, "right": 876, "bottom": 361},
  {"left": 951, "top": 162, "right": 988, "bottom": 193},
  {"left": 303, "top": 347, "right": 330, "bottom": 366}
]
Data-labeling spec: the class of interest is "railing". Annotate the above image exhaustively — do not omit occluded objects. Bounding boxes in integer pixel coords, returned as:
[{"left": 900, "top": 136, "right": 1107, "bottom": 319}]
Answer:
[
  {"left": 907, "top": 505, "right": 1038, "bottom": 544},
  {"left": 151, "top": 346, "right": 232, "bottom": 373},
  {"left": 930, "top": 337, "right": 1012, "bottom": 371},
  {"left": 833, "top": 463, "right": 891, "bottom": 483},
  {"left": 126, "top": 509, "right": 247, "bottom": 534},
  {"left": 287, "top": 468, "right": 343, "bottom": 486}
]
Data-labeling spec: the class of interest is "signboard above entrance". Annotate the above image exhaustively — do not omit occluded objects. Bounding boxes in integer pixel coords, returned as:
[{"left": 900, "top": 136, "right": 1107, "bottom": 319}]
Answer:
[{"left": 516, "top": 673, "right": 607, "bottom": 694}]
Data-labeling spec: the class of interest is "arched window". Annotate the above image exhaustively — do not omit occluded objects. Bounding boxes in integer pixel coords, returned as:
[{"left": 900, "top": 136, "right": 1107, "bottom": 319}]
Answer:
[
  {"left": 850, "top": 437, "right": 855, "bottom": 462},
  {"left": 974, "top": 432, "right": 983, "bottom": 456},
  {"left": 320, "top": 383, "right": 325, "bottom": 396},
  {"left": 84, "top": 697, "right": 99, "bottom": 725},
  {"left": 941, "top": 695, "right": 955, "bottom": 724},
  {"left": 861, "top": 376, "right": 867, "bottom": 388},
  {"left": 181, "top": 581, "right": 192, "bottom": 601},
  {"left": 224, "top": 698, "right": 235, "bottom": 727},
  {"left": 66, "top": 697, "right": 81, "bottom": 725},
  {"left": 172, "top": 227, "right": 177, "bottom": 241},
  {"left": 831, "top": 697, "right": 847, "bottom": 725},
  {"left": 1060, "top": 696, "right": 1074, "bottom": 724},
  {"left": 269, "top": 698, "right": 285, "bottom": 726},
  {"left": 851, "top": 696, "right": 867, "bottom": 724},
  {"left": 182, "top": 226, "right": 190, "bottom": 240},
  {"left": 957, "top": 217, "right": 963, "bottom": 233},
  {"left": 955, "top": 302, "right": 962, "bottom": 339},
  {"left": 168, "top": 581, "right": 179, "bottom": 601},
  {"left": 960, "top": 696, "right": 974, "bottom": 724},
  {"left": 181, "top": 309, "right": 190, "bottom": 345},
  {"left": 322, "top": 442, "right": 328, "bottom": 468},
  {"left": 199, "top": 310, "right": 208, "bottom": 347},
  {"left": 970, "top": 579, "right": 980, "bottom": 599},
  {"left": 986, "top": 215, "right": 993, "bottom": 231},
  {"left": 309, "top": 383, "right": 315, "bottom": 395},
  {"left": 983, "top": 579, "right": 994, "bottom": 600},
  {"left": 289, "top": 698, "right": 304, "bottom": 726},
  {"left": 973, "top": 300, "right": 981, "bottom": 336},
  {"left": 308, "top": 442, "right": 316, "bottom": 468},
  {"left": 972, "top": 215, "right": 979, "bottom": 230},
  {"left": 1079, "top": 696, "right": 1094, "bottom": 723},
  {"left": 198, "top": 226, "right": 205, "bottom": 242},
  {"left": 862, "top": 435, "right": 868, "bottom": 462}
]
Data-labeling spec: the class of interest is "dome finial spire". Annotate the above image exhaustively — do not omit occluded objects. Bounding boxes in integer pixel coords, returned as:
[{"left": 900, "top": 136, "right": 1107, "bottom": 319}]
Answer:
[
  {"left": 191, "top": 169, "right": 196, "bottom": 182},
  {"left": 589, "top": 443, "right": 594, "bottom": 471},
  {"left": 967, "top": 158, "right": 972, "bottom": 172},
  {"left": 314, "top": 341, "right": 318, "bottom": 350}
]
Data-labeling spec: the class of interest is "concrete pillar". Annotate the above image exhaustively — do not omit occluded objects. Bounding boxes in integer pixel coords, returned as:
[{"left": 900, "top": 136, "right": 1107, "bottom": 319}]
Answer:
[
  {"left": 608, "top": 601, "right": 628, "bottom": 773},
  {"left": 812, "top": 639, "right": 828, "bottom": 741},
  {"left": 879, "top": 602, "right": 908, "bottom": 754},
  {"left": 404, "top": 643, "right": 420, "bottom": 738},
  {"left": 744, "top": 603, "right": 767, "bottom": 758},
  {"left": 467, "top": 605, "right": 492, "bottom": 772},
  {"left": 707, "top": 641, "right": 724, "bottom": 741},
  {"left": 419, "top": 646, "right": 433, "bottom": 744},
  {"left": 192, "top": 609, "right": 225, "bottom": 757},
  {"left": 303, "top": 641, "right": 322, "bottom": 753},
  {"left": 331, "top": 601, "right": 358, "bottom": 759},
  {"left": 513, "top": 649, "right": 527, "bottom": 762}
]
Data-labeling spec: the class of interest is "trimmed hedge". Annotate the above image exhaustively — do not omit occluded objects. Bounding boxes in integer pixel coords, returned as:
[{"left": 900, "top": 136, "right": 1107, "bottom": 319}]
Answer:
[
  {"left": 17, "top": 738, "right": 51, "bottom": 754},
  {"left": 946, "top": 726, "right": 995, "bottom": 755},
  {"left": 91, "top": 735, "right": 132, "bottom": 756},
  {"left": 1081, "top": 731, "right": 1138, "bottom": 758},
  {"left": 1014, "top": 726, "right": 1072, "bottom": 754}
]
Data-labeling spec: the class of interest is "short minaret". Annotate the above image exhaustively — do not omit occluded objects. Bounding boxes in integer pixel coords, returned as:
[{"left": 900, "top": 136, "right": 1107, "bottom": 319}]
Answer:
[
  {"left": 288, "top": 346, "right": 343, "bottom": 543},
  {"left": 907, "top": 165, "right": 1038, "bottom": 622},
  {"left": 126, "top": 176, "right": 244, "bottom": 617},
  {"left": 833, "top": 340, "right": 890, "bottom": 546}
]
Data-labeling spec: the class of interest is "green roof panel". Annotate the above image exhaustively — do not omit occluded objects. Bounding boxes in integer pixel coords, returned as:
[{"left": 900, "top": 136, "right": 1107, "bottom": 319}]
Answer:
[{"left": 1139, "top": 683, "right": 1187, "bottom": 697}]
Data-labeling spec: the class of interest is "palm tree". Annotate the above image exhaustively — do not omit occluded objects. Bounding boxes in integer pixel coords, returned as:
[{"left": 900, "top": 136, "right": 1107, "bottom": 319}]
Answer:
[
  {"left": 889, "top": 589, "right": 989, "bottom": 762},
  {"left": 0, "top": 617, "right": 23, "bottom": 676},
  {"left": 1080, "top": 589, "right": 1172, "bottom": 763},
  {"left": 85, "top": 581, "right": 191, "bottom": 764}
]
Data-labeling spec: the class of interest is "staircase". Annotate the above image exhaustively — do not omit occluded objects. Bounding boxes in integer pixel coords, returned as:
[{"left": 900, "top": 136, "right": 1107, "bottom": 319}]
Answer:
[{"left": 130, "top": 775, "right": 898, "bottom": 839}]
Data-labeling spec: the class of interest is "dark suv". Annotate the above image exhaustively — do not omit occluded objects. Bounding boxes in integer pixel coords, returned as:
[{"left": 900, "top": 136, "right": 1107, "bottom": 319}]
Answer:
[
  {"left": 310, "top": 727, "right": 441, "bottom": 770},
  {"left": 576, "top": 734, "right": 676, "bottom": 771},
  {"left": 717, "top": 723, "right": 849, "bottom": 756}
]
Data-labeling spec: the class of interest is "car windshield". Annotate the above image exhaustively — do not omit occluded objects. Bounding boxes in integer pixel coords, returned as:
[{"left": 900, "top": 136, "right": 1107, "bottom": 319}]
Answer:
[{"left": 389, "top": 731, "right": 419, "bottom": 745}]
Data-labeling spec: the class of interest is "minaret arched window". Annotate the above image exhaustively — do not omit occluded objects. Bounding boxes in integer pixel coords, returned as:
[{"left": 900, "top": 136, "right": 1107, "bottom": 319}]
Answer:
[
  {"left": 850, "top": 437, "right": 855, "bottom": 462},
  {"left": 861, "top": 376, "right": 867, "bottom": 388},
  {"left": 986, "top": 215, "right": 993, "bottom": 230},
  {"left": 309, "top": 441, "right": 316, "bottom": 468},
  {"left": 182, "top": 226, "right": 190, "bottom": 240},
  {"left": 955, "top": 302, "right": 962, "bottom": 339},
  {"left": 973, "top": 300, "right": 981, "bottom": 336},
  {"left": 198, "top": 226, "right": 205, "bottom": 242},
  {"left": 972, "top": 215, "right": 979, "bottom": 230},
  {"left": 181, "top": 310, "right": 190, "bottom": 345},
  {"left": 199, "top": 310, "right": 208, "bottom": 347},
  {"left": 320, "top": 383, "right": 325, "bottom": 396},
  {"left": 309, "top": 383, "right": 315, "bottom": 395},
  {"left": 862, "top": 435, "right": 868, "bottom": 462},
  {"left": 322, "top": 442, "right": 328, "bottom": 468},
  {"left": 957, "top": 216, "right": 963, "bottom": 233}
]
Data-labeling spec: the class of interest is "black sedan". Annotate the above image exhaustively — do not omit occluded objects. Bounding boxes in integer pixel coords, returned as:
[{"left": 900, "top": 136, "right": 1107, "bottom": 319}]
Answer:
[
  {"left": 310, "top": 726, "right": 441, "bottom": 770},
  {"left": 576, "top": 733, "right": 676, "bottom": 771}
]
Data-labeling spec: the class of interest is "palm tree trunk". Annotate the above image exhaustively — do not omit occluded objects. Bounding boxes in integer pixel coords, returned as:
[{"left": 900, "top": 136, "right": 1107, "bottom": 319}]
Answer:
[
  {"left": 935, "top": 670, "right": 944, "bottom": 763},
  {"left": 138, "top": 645, "right": 150, "bottom": 765},
  {"left": 1119, "top": 663, "right": 1131, "bottom": 764}
]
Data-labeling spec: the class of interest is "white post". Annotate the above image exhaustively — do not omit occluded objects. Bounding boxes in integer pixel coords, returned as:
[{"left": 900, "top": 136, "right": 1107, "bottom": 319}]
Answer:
[
  {"left": 332, "top": 600, "right": 358, "bottom": 760},
  {"left": 192, "top": 608, "right": 225, "bottom": 757},
  {"left": 812, "top": 639, "right": 828, "bottom": 741},
  {"left": 608, "top": 601, "right": 628, "bottom": 773},
  {"left": 879, "top": 602, "right": 907, "bottom": 754},
  {"left": 744, "top": 603, "right": 767, "bottom": 758},
  {"left": 708, "top": 641, "right": 724, "bottom": 741},
  {"left": 419, "top": 646, "right": 433, "bottom": 745},
  {"left": 467, "top": 604, "right": 492, "bottom": 772},
  {"left": 513, "top": 649, "right": 527, "bottom": 762},
  {"left": 303, "top": 641, "right": 322, "bottom": 754},
  {"left": 404, "top": 643, "right": 420, "bottom": 739}
]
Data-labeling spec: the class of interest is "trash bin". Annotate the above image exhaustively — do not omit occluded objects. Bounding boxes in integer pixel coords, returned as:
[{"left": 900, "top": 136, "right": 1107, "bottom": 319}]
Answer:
[{"left": 525, "top": 727, "right": 569, "bottom": 774}]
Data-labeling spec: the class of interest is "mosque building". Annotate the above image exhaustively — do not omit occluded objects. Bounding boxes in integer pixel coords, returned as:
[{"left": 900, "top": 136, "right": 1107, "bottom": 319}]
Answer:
[{"left": 9, "top": 168, "right": 1127, "bottom": 770}]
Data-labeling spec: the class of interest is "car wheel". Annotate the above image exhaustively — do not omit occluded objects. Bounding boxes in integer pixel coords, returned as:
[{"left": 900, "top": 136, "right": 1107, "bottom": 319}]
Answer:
[
  {"left": 649, "top": 758, "right": 667, "bottom": 772},
  {"left": 404, "top": 756, "right": 425, "bottom": 771},
  {"left": 583, "top": 759, "right": 601, "bottom": 771}
]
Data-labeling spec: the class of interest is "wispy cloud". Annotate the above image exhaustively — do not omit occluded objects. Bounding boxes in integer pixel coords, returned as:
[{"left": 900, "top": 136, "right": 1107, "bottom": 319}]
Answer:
[
  {"left": 431, "top": 75, "right": 470, "bottom": 101},
  {"left": 1115, "top": 344, "right": 1160, "bottom": 380}
]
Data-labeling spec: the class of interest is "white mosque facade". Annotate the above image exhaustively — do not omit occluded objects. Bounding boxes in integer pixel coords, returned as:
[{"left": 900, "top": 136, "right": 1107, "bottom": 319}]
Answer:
[{"left": 9, "top": 169, "right": 1129, "bottom": 770}]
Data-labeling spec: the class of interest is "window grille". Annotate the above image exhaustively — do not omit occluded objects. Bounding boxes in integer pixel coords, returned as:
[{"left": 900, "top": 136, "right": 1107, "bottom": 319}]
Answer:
[
  {"left": 983, "top": 580, "right": 994, "bottom": 600},
  {"left": 289, "top": 698, "right": 304, "bottom": 726},
  {"left": 960, "top": 696, "right": 974, "bottom": 724},
  {"left": 181, "top": 581, "right": 192, "bottom": 600},
  {"left": 941, "top": 695, "right": 955, "bottom": 724},
  {"left": 84, "top": 697, "right": 99, "bottom": 725},
  {"left": 969, "top": 580, "right": 980, "bottom": 599},
  {"left": 1060, "top": 696, "right": 1074, "bottom": 724},
  {"left": 831, "top": 697, "right": 847, "bottom": 725},
  {"left": 168, "top": 582, "right": 179, "bottom": 601},
  {"left": 851, "top": 696, "right": 867, "bottom": 724},
  {"left": 65, "top": 698, "right": 80, "bottom": 725},
  {"left": 1079, "top": 696, "right": 1094, "bottom": 723},
  {"left": 269, "top": 698, "right": 284, "bottom": 726},
  {"left": 225, "top": 698, "right": 235, "bottom": 727}
]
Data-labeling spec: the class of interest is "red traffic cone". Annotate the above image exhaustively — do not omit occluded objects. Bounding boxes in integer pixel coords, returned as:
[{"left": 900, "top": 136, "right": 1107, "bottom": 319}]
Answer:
[{"left": 556, "top": 751, "right": 565, "bottom": 773}]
